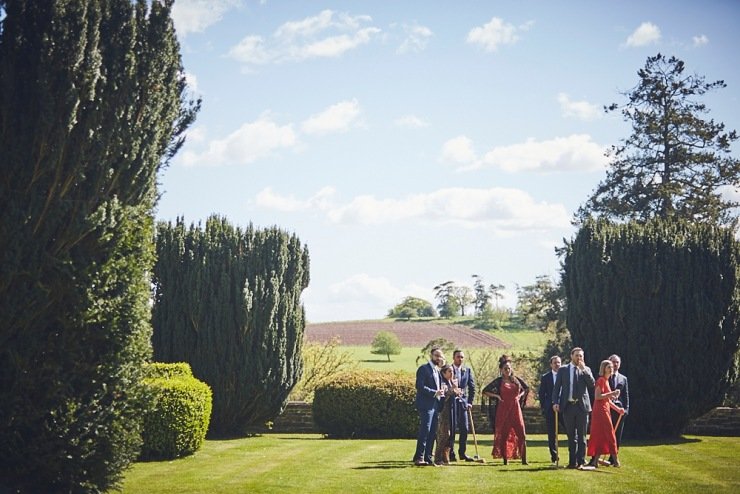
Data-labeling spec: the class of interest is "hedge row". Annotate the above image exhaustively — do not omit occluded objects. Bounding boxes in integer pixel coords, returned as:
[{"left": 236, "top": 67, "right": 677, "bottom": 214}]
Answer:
[
  {"left": 140, "top": 363, "right": 212, "bottom": 460},
  {"left": 313, "top": 370, "right": 417, "bottom": 438}
]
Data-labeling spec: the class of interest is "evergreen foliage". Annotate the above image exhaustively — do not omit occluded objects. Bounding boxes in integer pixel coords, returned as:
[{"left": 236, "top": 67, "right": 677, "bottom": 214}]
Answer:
[
  {"left": 563, "top": 219, "right": 740, "bottom": 437},
  {"left": 576, "top": 54, "right": 740, "bottom": 226},
  {"left": 313, "top": 370, "right": 416, "bottom": 438},
  {"left": 140, "top": 363, "right": 212, "bottom": 460},
  {"left": 152, "top": 216, "right": 310, "bottom": 436},
  {"left": 0, "top": 1, "right": 197, "bottom": 492}
]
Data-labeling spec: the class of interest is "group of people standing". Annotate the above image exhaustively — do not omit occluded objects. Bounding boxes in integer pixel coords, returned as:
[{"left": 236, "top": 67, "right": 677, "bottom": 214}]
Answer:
[
  {"left": 413, "top": 348, "right": 477, "bottom": 466},
  {"left": 412, "top": 346, "right": 629, "bottom": 470},
  {"left": 542, "top": 348, "right": 629, "bottom": 469}
]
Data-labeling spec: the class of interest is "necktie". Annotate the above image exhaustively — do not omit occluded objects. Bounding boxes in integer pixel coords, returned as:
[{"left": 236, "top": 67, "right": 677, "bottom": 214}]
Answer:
[
  {"left": 610, "top": 375, "right": 616, "bottom": 390},
  {"left": 433, "top": 366, "right": 440, "bottom": 389},
  {"left": 569, "top": 365, "right": 575, "bottom": 401}
]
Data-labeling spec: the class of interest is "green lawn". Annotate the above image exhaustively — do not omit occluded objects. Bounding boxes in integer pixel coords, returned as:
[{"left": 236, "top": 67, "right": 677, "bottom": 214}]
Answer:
[{"left": 121, "top": 434, "right": 740, "bottom": 494}]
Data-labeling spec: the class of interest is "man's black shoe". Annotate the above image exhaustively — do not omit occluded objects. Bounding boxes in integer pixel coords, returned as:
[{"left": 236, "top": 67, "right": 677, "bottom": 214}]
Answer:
[{"left": 460, "top": 454, "right": 475, "bottom": 462}]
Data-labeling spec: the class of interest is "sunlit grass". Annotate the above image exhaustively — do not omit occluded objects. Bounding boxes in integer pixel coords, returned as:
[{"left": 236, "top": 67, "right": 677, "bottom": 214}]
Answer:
[{"left": 121, "top": 434, "right": 740, "bottom": 494}]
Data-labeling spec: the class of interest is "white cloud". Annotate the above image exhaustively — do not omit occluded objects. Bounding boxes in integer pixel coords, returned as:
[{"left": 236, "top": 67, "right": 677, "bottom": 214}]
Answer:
[
  {"left": 301, "top": 99, "right": 361, "bottom": 135},
  {"left": 557, "top": 93, "right": 601, "bottom": 121},
  {"left": 172, "top": 0, "right": 241, "bottom": 37},
  {"left": 466, "top": 17, "right": 533, "bottom": 52},
  {"left": 181, "top": 115, "right": 296, "bottom": 166},
  {"left": 442, "top": 134, "right": 607, "bottom": 173},
  {"left": 255, "top": 186, "right": 336, "bottom": 212},
  {"left": 228, "top": 10, "right": 381, "bottom": 65},
  {"left": 625, "top": 22, "right": 661, "bottom": 47},
  {"left": 693, "top": 34, "right": 709, "bottom": 47},
  {"left": 303, "top": 275, "right": 430, "bottom": 322},
  {"left": 258, "top": 187, "right": 571, "bottom": 234},
  {"left": 397, "top": 23, "right": 433, "bottom": 54},
  {"left": 440, "top": 136, "right": 478, "bottom": 166},
  {"left": 394, "top": 114, "right": 430, "bottom": 129},
  {"left": 328, "top": 274, "right": 410, "bottom": 304}
]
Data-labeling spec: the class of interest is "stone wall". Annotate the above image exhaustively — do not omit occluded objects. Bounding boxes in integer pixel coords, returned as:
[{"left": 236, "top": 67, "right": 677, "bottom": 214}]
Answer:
[{"left": 249, "top": 402, "right": 740, "bottom": 437}]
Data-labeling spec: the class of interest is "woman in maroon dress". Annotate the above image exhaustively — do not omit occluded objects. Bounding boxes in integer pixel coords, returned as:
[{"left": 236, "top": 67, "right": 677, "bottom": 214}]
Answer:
[
  {"left": 587, "top": 360, "right": 625, "bottom": 468},
  {"left": 482, "top": 355, "right": 529, "bottom": 465}
]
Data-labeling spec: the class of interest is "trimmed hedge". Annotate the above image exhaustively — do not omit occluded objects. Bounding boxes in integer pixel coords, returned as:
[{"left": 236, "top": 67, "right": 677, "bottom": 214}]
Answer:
[
  {"left": 140, "top": 363, "right": 213, "bottom": 460},
  {"left": 313, "top": 370, "right": 416, "bottom": 438}
]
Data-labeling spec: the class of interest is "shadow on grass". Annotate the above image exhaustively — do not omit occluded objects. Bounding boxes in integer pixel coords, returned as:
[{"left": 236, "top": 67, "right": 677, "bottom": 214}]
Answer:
[
  {"left": 627, "top": 436, "right": 702, "bottom": 447},
  {"left": 360, "top": 359, "right": 394, "bottom": 363}
]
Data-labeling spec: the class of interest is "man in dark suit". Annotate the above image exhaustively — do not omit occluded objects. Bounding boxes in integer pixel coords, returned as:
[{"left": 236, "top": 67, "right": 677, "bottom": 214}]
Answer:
[
  {"left": 413, "top": 347, "right": 446, "bottom": 466},
  {"left": 608, "top": 354, "right": 629, "bottom": 464},
  {"left": 449, "top": 349, "right": 476, "bottom": 462},
  {"left": 552, "top": 347, "right": 595, "bottom": 469},
  {"left": 539, "top": 354, "right": 562, "bottom": 463}
]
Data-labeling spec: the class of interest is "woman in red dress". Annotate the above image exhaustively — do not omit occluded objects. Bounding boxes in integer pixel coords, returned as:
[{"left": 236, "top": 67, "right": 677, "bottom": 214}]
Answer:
[
  {"left": 587, "top": 360, "right": 625, "bottom": 468},
  {"left": 482, "top": 355, "right": 529, "bottom": 465}
]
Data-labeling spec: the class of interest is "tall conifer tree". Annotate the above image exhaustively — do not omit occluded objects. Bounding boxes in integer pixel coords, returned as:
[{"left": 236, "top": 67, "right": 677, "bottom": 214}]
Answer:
[
  {"left": 152, "top": 216, "right": 310, "bottom": 436},
  {"left": 0, "top": 1, "right": 198, "bottom": 491}
]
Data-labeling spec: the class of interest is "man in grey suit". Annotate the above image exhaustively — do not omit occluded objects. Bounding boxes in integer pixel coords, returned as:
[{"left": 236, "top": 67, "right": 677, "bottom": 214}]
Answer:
[
  {"left": 608, "top": 354, "right": 629, "bottom": 464},
  {"left": 552, "top": 347, "right": 595, "bottom": 469}
]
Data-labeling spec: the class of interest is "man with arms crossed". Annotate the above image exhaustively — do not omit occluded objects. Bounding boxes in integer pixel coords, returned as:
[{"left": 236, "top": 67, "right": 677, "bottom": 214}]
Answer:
[{"left": 552, "top": 347, "right": 595, "bottom": 469}]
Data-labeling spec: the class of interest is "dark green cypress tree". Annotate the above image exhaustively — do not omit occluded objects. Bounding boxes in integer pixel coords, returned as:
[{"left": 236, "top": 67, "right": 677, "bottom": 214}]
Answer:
[
  {"left": 0, "top": 1, "right": 198, "bottom": 491},
  {"left": 152, "top": 216, "right": 310, "bottom": 436},
  {"left": 563, "top": 219, "right": 740, "bottom": 437}
]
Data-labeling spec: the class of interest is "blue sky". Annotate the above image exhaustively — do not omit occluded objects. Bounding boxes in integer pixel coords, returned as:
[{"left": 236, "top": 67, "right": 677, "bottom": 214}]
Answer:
[{"left": 160, "top": 0, "right": 740, "bottom": 322}]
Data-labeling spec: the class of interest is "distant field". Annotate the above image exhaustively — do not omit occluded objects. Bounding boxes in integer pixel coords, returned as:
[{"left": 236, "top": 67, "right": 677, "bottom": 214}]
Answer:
[
  {"left": 305, "top": 319, "right": 509, "bottom": 348},
  {"left": 305, "top": 319, "right": 550, "bottom": 374}
]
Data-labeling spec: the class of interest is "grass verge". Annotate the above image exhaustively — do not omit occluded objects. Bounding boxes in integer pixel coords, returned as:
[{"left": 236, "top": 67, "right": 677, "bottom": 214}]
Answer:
[{"left": 121, "top": 434, "right": 740, "bottom": 494}]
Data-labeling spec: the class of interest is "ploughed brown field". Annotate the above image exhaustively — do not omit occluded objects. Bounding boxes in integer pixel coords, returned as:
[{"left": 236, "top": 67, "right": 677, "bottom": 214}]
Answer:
[{"left": 305, "top": 320, "right": 509, "bottom": 349}]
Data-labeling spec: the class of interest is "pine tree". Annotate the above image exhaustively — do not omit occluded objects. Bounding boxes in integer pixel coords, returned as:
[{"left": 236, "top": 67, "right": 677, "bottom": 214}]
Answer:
[
  {"left": 576, "top": 54, "right": 740, "bottom": 227},
  {"left": 0, "top": 1, "right": 198, "bottom": 491}
]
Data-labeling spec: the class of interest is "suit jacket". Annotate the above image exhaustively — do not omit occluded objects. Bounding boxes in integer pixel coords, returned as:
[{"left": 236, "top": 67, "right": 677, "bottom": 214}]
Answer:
[
  {"left": 453, "top": 364, "right": 475, "bottom": 407},
  {"left": 609, "top": 372, "right": 629, "bottom": 414},
  {"left": 415, "top": 361, "right": 441, "bottom": 411},
  {"left": 538, "top": 371, "right": 557, "bottom": 414},
  {"left": 552, "top": 363, "right": 595, "bottom": 412}
]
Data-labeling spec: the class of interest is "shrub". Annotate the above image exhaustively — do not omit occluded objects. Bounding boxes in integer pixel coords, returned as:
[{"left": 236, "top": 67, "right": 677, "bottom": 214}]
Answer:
[
  {"left": 140, "top": 363, "right": 212, "bottom": 460},
  {"left": 289, "top": 337, "right": 357, "bottom": 403},
  {"left": 313, "top": 370, "right": 416, "bottom": 438},
  {"left": 564, "top": 219, "right": 740, "bottom": 437}
]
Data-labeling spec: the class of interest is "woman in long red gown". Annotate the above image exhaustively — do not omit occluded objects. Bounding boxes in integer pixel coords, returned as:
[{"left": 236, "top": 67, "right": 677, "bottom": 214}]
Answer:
[
  {"left": 587, "top": 359, "right": 625, "bottom": 468},
  {"left": 482, "top": 355, "right": 529, "bottom": 465}
]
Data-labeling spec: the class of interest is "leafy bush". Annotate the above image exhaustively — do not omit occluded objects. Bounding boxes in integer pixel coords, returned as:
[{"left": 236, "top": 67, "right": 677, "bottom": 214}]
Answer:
[
  {"left": 313, "top": 370, "right": 416, "bottom": 438},
  {"left": 387, "top": 296, "right": 437, "bottom": 319},
  {"left": 370, "top": 331, "right": 402, "bottom": 361},
  {"left": 289, "top": 337, "right": 357, "bottom": 402},
  {"left": 140, "top": 363, "right": 212, "bottom": 460}
]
